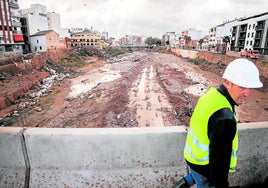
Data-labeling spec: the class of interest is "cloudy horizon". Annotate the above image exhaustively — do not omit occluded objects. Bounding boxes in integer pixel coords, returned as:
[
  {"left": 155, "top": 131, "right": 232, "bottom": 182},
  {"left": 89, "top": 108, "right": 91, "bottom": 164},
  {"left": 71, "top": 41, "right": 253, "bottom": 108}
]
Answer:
[{"left": 19, "top": 0, "right": 268, "bottom": 39}]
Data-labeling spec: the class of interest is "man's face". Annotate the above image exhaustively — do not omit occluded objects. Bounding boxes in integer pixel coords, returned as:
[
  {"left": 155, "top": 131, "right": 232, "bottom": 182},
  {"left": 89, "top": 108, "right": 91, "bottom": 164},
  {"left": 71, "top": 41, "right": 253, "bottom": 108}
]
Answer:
[{"left": 226, "top": 81, "right": 251, "bottom": 105}]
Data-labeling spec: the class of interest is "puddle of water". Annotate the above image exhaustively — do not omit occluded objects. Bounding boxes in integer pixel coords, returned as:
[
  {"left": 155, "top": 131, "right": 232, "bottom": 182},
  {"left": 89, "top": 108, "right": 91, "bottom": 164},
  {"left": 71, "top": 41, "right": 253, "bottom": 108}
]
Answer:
[
  {"left": 149, "top": 64, "right": 154, "bottom": 79},
  {"left": 128, "top": 65, "right": 172, "bottom": 127},
  {"left": 68, "top": 66, "right": 121, "bottom": 98},
  {"left": 137, "top": 67, "right": 147, "bottom": 95}
]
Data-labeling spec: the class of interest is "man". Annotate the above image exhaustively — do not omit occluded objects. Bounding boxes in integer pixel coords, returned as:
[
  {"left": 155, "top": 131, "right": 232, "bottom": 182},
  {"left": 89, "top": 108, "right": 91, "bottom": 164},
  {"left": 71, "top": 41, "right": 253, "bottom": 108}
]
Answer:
[{"left": 173, "top": 58, "right": 263, "bottom": 188}]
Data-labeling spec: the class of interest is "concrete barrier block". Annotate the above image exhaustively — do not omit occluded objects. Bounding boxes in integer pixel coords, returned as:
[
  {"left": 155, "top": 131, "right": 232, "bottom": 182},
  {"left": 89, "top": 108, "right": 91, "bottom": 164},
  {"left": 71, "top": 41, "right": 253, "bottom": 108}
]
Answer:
[
  {"left": 229, "top": 122, "right": 268, "bottom": 186},
  {"left": 0, "top": 127, "right": 26, "bottom": 188},
  {"left": 24, "top": 126, "right": 188, "bottom": 187}
]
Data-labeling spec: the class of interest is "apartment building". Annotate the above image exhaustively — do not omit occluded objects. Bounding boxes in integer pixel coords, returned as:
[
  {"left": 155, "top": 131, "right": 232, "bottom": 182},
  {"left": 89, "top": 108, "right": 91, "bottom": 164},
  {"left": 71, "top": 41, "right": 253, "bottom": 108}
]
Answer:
[
  {"left": 179, "top": 29, "right": 201, "bottom": 49},
  {"left": 20, "top": 4, "right": 49, "bottom": 53},
  {"left": 119, "top": 35, "right": 144, "bottom": 46},
  {"left": 100, "top": 31, "right": 108, "bottom": 40},
  {"left": 47, "top": 12, "right": 69, "bottom": 38},
  {"left": 20, "top": 4, "right": 69, "bottom": 53},
  {"left": 162, "top": 32, "right": 177, "bottom": 47},
  {"left": 208, "top": 19, "right": 239, "bottom": 52},
  {"left": 0, "top": 0, "right": 24, "bottom": 55},
  {"left": 20, "top": 4, "right": 48, "bottom": 36},
  {"left": 230, "top": 12, "right": 268, "bottom": 54},
  {"left": 70, "top": 28, "right": 104, "bottom": 49},
  {"left": 198, "top": 35, "right": 209, "bottom": 51}
]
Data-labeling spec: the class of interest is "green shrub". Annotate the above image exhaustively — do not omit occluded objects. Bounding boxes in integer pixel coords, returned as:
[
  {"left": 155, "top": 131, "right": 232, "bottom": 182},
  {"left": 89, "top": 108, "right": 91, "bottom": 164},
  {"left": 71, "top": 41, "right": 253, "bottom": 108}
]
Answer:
[
  {"left": 193, "top": 57, "right": 205, "bottom": 65},
  {"left": 107, "top": 48, "right": 125, "bottom": 57}
]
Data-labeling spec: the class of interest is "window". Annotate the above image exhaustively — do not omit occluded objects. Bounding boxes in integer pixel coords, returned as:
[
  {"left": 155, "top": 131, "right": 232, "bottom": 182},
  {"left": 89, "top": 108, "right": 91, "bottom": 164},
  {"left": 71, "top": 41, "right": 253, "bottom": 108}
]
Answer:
[
  {"left": 5, "top": 45, "right": 12, "bottom": 52},
  {"left": 248, "top": 33, "right": 250, "bottom": 37},
  {"left": 252, "top": 33, "right": 254, "bottom": 37},
  {"left": 253, "top": 24, "right": 255, "bottom": 29},
  {"left": 246, "top": 41, "right": 249, "bottom": 45},
  {"left": 249, "top": 25, "right": 251, "bottom": 30},
  {"left": 250, "top": 41, "right": 253, "bottom": 45},
  {"left": 37, "top": 40, "right": 39, "bottom": 43}
]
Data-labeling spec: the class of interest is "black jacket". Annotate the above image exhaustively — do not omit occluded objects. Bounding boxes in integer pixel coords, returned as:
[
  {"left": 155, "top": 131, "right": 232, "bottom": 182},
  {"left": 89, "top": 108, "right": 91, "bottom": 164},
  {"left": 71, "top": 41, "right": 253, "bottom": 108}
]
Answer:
[{"left": 186, "top": 84, "right": 237, "bottom": 188}]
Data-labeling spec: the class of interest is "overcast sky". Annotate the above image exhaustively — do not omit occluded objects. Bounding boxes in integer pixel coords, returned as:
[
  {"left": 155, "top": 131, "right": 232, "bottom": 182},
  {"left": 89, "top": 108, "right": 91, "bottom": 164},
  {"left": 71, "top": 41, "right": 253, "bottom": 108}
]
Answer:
[{"left": 19, "top": 0, "right": 268, "bottom": 39}]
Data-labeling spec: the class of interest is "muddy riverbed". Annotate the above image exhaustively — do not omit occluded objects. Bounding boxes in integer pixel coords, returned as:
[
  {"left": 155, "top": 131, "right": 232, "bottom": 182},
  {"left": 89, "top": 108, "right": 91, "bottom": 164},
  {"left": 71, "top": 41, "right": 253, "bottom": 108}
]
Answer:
[{"left": 1, "top": 51, "right": 268, "bottom": 128}]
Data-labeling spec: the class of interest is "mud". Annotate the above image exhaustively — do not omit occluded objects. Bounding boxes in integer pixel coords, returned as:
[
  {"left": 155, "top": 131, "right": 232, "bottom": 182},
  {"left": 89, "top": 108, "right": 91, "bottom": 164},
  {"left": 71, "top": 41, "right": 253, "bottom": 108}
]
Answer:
[{"left": 0, "top": 51, "right": 268, "bottom": 128}]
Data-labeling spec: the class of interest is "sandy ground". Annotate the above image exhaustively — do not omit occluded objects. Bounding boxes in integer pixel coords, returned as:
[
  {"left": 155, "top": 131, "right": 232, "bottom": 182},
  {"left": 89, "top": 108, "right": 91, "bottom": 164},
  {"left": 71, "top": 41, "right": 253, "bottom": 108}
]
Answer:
[{"left": 2, "top": 51, "right": 268, "bottom": 128}]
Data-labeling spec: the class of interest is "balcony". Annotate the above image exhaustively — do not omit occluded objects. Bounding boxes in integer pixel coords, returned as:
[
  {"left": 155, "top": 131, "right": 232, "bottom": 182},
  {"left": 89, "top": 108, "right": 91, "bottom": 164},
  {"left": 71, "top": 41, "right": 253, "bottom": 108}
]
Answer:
[
  {"left": 254, "top": 43, "right": 261, "bottom": 48},
  {"left": 240, "top": 25, "right": 247, "bottom": 33},
  {"left": 255, "top": 34, "right": 263, "bottom": 39},
  {"left": 9, "top": 1, "right": 19, "bottom": 9},
  {"left": 256, "top": 26, "right": 264, "bottom": 31},
  {"left": 12, "top": 20, "right": 22, "bottom": 27},
  {"left": 238, "top": 42, "right": 245, "bottom": 47},
  {"left": 12, "top": 30, "right": 23, "bottom": 34}
]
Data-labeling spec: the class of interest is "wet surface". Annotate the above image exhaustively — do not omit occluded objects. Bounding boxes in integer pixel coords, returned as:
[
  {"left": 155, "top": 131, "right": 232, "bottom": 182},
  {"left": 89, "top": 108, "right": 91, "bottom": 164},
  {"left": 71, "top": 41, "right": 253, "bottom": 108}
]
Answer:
[
  {"left": 128, "top": 65, "right": 172, "bottom": 127},
  {"left": 1, "top": 51, "right": 268, "bottom": 127},
  {"left": 68, "top": 65, "right": 121, "bottom": 99}
]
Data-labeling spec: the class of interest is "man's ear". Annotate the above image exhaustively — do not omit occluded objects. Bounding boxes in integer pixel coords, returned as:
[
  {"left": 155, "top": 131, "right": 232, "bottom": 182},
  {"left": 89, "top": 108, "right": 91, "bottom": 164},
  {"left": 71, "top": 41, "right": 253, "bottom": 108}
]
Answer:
[{"left": 223, "top": 79, "right": 232, "bottom": 89}]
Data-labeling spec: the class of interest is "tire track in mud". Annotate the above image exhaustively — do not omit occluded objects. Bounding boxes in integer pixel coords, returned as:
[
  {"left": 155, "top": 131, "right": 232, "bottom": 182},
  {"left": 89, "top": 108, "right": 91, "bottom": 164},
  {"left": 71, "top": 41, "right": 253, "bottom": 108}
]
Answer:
[{"left": 128, "top": 64, "right": 172, "bottom": 127}]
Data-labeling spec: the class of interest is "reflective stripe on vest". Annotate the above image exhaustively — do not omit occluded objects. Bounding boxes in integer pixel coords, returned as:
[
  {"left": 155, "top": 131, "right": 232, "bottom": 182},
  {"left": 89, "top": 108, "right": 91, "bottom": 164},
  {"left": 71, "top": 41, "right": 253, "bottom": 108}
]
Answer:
[{"left": 183, "top": 87, "right": 238, "bottom": 172}]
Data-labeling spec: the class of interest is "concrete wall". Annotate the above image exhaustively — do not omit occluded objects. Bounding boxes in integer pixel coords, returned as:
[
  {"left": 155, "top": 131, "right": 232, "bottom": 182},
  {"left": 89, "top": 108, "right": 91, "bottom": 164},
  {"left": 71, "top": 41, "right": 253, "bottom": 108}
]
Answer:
[
  {"left": 0, "top": 122, "right": 268, "bottom": 188},
  {"left": 0, "top": 128, "right": 28, "bottom": 188},
  {"left": 171, "top": 48, "right": 198, "bottom": 59},
  {"left": 171, "top": 48, "right": 268, "bottom": 78},
  {"left": 171, "top": 48, "right": 268, "bottom": 66}
]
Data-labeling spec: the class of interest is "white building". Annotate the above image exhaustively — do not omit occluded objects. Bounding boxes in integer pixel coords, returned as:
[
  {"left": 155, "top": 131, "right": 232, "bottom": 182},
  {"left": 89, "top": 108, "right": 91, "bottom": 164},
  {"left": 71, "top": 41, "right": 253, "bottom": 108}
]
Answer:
[
  {"left": 188, "top": 28, "right": 202, "bottom": 40},
  {"left": 208, "top": 27, "right": 216, "bottom": 48},
  {"left": 231, "top": 12, "right": 268, "bottom": 54},
  {"left": 178, "top": 29, "right": 201, "bottom": 49},
  {"left": 20, "top": 4, "right": 48, "bottom": 36},
  {"left": 100, "top": 31, "right": 108, "bottom": 40},
  {"left": 208, "top": 19, "right": 240, "bottom": 51},
  {"left": 20, "top": 4, "right": 48, "bottom": 53},
  {"left": 216, "top": 20, "right": 239, "bottom": 38},
  {"left": 20, "top": 3, "right": 70, "bottom": 53},
  {"left": 47, "top": 12, "right": 70, "bottom": 38},
  {"left": 30, "top": 30, "right": 60, "bottom": 53},
  {"left": 162, "top": 32, "right": 177, "bottom": 47}
]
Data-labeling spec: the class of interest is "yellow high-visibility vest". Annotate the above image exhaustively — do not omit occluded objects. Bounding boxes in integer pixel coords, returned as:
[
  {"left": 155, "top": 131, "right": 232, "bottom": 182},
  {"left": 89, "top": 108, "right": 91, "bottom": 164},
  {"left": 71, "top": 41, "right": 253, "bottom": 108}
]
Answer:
[{"left": 184, "top": 87, "right": 238, "bottom": 172}]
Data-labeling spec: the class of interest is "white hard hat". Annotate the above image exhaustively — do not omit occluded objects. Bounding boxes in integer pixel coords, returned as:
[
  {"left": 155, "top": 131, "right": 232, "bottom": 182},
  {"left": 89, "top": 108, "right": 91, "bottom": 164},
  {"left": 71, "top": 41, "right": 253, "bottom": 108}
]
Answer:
[{"left": 222, "top": 58, "right": 263, "bottom": 88}]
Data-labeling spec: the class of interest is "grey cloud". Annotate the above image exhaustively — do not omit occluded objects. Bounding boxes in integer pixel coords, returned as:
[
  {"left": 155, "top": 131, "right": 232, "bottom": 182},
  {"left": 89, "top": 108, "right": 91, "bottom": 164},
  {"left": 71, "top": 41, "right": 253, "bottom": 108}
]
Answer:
[{"left": 20, "top": 0, "right": 268, "bottom": 39}]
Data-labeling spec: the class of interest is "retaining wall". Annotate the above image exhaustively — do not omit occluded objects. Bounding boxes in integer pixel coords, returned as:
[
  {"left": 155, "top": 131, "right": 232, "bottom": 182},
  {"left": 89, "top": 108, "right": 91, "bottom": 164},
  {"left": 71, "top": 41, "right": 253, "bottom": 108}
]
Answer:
[
  {"left": 0, "top": 122, "right": 268, "bottom": 188},
  {"left": 170, "top": 48, "right": 268, "bottom": 78}
]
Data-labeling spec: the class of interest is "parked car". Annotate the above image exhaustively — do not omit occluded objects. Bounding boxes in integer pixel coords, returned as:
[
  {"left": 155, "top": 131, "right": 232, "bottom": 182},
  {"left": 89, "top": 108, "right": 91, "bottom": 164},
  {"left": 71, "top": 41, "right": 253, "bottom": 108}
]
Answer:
[{"left": 240, "top": 50, "right": 259, "bottom": 59}]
